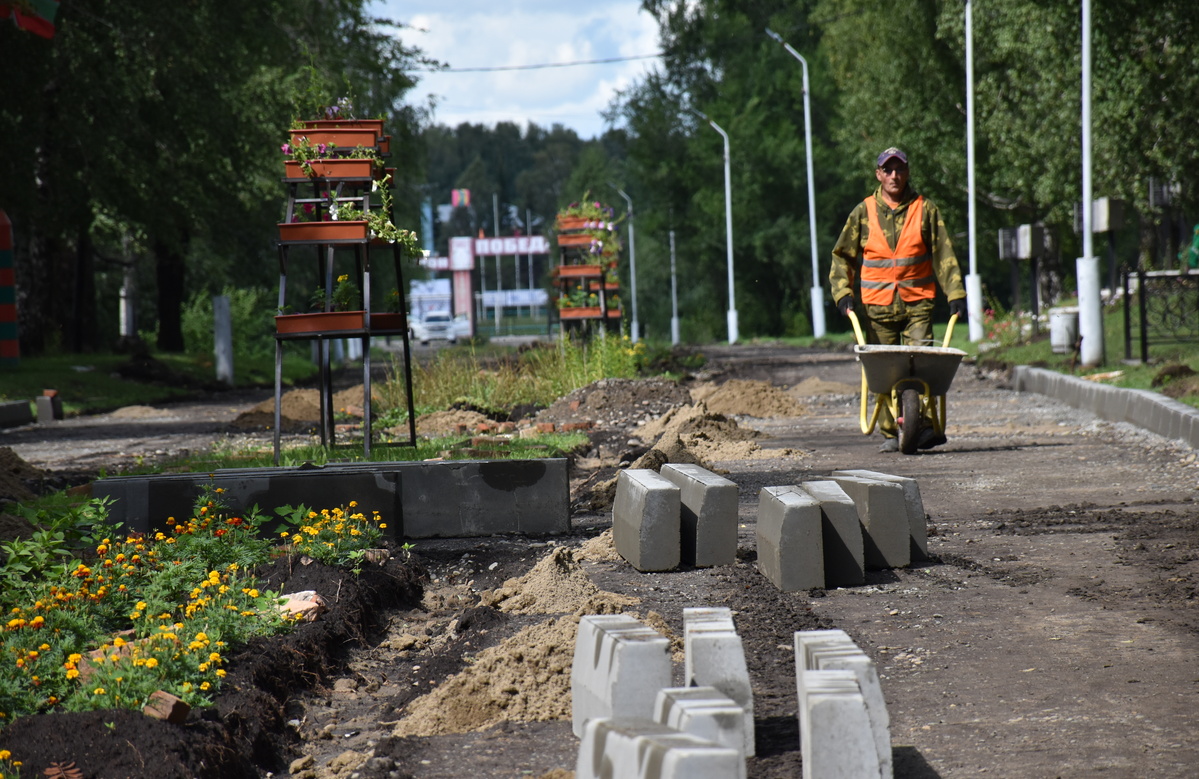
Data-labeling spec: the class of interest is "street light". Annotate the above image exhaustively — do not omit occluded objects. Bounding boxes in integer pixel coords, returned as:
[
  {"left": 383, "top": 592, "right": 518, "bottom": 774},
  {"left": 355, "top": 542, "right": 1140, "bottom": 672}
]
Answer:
[
  {"left": 693, "top": 108, "right": 738, "bottom": 344},
  {"left": 609, "top": 183, "right": 640, "bottom": 343},
  {"left": 764, "top": 28, "right": 825, "bottom": 338}
]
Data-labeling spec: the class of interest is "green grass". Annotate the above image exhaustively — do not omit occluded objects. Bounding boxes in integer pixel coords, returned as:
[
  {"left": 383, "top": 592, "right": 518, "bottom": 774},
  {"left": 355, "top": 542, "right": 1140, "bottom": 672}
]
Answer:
[
  {"left": 1, "top": 350, "right": 318, "bottom": 416},
  {"left": 142, "top": 431, "right": 591, "bottom": 473}
]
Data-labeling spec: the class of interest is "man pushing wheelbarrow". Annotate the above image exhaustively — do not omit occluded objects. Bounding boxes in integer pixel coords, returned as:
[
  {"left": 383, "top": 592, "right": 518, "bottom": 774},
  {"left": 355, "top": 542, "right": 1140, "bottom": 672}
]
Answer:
[{"left": 830, "top": 147, "right": 969, "bottom": 452}]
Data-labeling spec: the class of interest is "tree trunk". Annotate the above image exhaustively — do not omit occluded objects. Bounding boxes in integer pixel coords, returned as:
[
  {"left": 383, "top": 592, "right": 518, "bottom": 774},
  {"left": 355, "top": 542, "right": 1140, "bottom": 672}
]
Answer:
[{"left": 155, "top": 239, "right": 186, "bottom": 352}]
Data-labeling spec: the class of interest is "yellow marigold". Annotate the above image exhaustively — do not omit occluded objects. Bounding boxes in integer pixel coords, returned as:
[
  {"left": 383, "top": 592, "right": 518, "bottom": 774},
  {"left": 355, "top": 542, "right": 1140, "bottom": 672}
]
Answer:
[
  {"left": 194, "top": 631, "right": 209, "bottom": 643},
  {"left": 112, "top": 637, "right": 126, "bottom": 648},
  {"left": 65, "top": 669, "right": 79, "bottom": 680},
  {"left": 145, "top": 657, "right": 158, "bottom": 669},
  {"left": 215, "top": 487, "right": 224, "bottom": 493},
  {"left": 68, "top": 653, "right": 81, "bottom": 663},
  {"left": 200, "top": 681, "right": 211, "bottom": 691},
  {"left": 29, "top": 616, "right": 44, "bottom": 628},
  {"left": 208, "top": 651, "right": 221, "bottom": 663},
  {"left": 0, "top": 749, "right": 9, "bottom": 759},
  {"left": 93, "top": 688, "right": 106, "bottom": 696},
  {"left": 379, "top": 523, "right": 387, "bottom": 530},
  {"left": 198, "top": 662, "right": 209, "bottom": 672},
  {"left": 348, "top": 500, "right": 358, "bottom": 508},
  {"left": 216, "top": 668, "right": 227, "bottom": 678},
  {"left": 39, "top": 643, "right": 49, "bottom": 651}
]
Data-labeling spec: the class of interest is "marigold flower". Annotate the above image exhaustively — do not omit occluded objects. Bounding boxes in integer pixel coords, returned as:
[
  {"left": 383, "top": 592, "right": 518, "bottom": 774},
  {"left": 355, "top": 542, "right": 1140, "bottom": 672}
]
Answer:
[
  {"left": 93, "top": 688, "right": 106, "bottom": 695},
  {"left": 145, "top": 657, "right": 158, "bottom": 669},
  {"left": 216, "top": 668, "right": 227, "bottom": 678}
]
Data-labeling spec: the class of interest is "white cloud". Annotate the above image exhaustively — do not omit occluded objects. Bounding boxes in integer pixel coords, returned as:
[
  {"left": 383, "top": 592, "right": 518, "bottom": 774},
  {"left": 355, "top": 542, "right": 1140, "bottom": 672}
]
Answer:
[{"left": 372, "top": 1, "right": 660, "bottom": 138}]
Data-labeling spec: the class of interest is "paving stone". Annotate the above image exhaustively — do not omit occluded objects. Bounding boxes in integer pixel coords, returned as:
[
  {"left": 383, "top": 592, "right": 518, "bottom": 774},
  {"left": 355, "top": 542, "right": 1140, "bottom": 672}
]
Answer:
[
  {"left": 799, "top": 670, "right": 880, "bottom": 779},
  {"left": 571, "top": 614, "right": 672, "bottom": 737},
  {"left": 757, "top": 486, "right": 824, "bottom": 591},
  {"left": 659, "top": 463, "right": 738, "bottom": 567},
  {"left": 683, "top": 607, "right": 755, "bottom": 756},
  {"left": 829, "top": 476, "right": 910, "bottom": 569},
  {"left": 613, "top": 469, "right": 681, "bottom": 571},
  {"left": 797, "top": 481, "right": 865, "bottom": 587},
  {"left": 653, "top": 686, "right": 747, "bottom": 760},
  {"left": 832, "top": 470, "right": 927, "bottom": 560},
  {"left": 576, "top": 718, "right": 745, "bottom": 779},
  {"left": 796, "top": 630, "right": 892, "bottom": 778}
]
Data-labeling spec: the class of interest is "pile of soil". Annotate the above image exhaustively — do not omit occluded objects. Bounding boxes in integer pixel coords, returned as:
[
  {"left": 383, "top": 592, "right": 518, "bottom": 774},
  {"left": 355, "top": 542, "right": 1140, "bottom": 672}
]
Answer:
[
  {"left": 408, "top": 409, "right": 492, "bottom": 437},
  {"left": 0, "top": 445, "right": 44, "bottom": 506},
  {"left": 232, "top": 386, "right": 381, "bottom": 432}
]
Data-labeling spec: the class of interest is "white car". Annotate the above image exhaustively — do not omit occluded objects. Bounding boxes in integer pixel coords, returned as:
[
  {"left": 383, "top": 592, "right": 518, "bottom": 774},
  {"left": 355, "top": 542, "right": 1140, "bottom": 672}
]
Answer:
[{"left": 410, "top": 311, "right": 456, "bottom": 345}]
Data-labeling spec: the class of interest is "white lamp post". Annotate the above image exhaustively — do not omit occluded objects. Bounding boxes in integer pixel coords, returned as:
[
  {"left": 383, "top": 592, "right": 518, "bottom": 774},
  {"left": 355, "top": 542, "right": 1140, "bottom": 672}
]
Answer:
[
  {"left": 694, "top": 109, "right": 738, "bottom": 344},
  {"left": 765, "top": 28, "right": 826, "bottom": 338},
  {"left": 610, "top": 183, "right": 640, "bottom": 342},
  {"left": 1077, "top": 0, "right": 1103, "bottom": 365},
  {"left": 964, "top": 0, "right": 985, "bottom": 342}
]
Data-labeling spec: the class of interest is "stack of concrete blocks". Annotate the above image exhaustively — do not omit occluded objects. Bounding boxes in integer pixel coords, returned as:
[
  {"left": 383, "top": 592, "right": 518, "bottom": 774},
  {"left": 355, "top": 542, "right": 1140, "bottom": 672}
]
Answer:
[
  {"left": 572, "top": 610, "right": 756, "bottom": 778},
  {"left": 575, "top": 719, "right": 745, "bottom": 779},
  {"left": 682, "top": 607, "right": 755, "bottom": 756},
  {"left": 756, "top": 480, "right": 866, "bottom": 592},
  {"left": 832, "top": 469, "right": 927, "bottom": 561},
  {"left": 795, "top": 629, "right": 892, "bottom": 779},
  {"left": 571, "top": 614, "right": 673, "bottom": 737},
  {"left": 613, "top": 465, "right": 738, "bottom": 572},
  {"left": 659, "top": 463, "right": 738, "bottom": 567}
]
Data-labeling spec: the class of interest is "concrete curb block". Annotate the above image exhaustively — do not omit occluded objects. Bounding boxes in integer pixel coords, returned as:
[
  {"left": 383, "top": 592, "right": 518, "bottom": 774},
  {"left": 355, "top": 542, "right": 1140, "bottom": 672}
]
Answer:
[
  {"left": 613, "top": 469, "right": 681, "bottom": 571},
  {"left": 799, "top": 670, "right": 882, "bottom": 779},
  {"left": 796, "top": 630, "right": 892, "bottom": 779},
  {"left": 1013, "top": 365, "right": 1199, "bottom": 448},
  {"left": 0, "top": 400, "right": 33, "bottom": 429},
  {"left": 653, "top": 686, "right": 748, "bottom": 759},
  {"left": 832, "top": 470, "right": 927, "bottom": 561},
  {"left": 659, "top": 463, "right": 738, "bottom": 567},
  {"left": 576, "top": 719, "right": 746, "bottom": 779},
  {"left": 798, "top": 480, "right": 866, "bottom": 587},
  {"left": 757, "top": 486, "right": 824, "bottom": 591},
  {"left": 571, "top": 615, "right": 672, "bottom": 738},
  {"left": 683, "top": 607, "right": 755, "bottom": 756},
  {"left": 93, "top": 459, "right": 570, "bottom": 539},
  {"left": 829, "top": 476, "right": 910, "bottom": 570}
]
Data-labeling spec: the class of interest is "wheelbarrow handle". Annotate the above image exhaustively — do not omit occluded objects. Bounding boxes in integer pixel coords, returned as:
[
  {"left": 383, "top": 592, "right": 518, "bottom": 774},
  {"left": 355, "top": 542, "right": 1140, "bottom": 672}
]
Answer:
[
  {"left": 848, "top": 309, "right": 959, "bottom": 348},
  {"left": 847, "top": 309, "right": 867, "bottom": 346},
  {"left": 943, "top": 313, "right": 959, "bottom": 348}
]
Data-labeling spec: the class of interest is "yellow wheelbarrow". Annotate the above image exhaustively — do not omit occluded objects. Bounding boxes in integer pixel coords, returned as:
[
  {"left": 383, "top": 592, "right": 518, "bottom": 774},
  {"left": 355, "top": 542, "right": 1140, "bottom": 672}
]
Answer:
[{"left": 846, "top": 311, "right": 967, "bottom": 454}]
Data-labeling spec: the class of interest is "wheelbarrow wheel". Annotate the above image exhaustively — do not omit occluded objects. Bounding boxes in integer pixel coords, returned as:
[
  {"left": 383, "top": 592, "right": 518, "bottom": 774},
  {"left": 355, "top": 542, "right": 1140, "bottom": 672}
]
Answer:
[{"left": 898, "top": 388, "right": 921, "bottom": 454}]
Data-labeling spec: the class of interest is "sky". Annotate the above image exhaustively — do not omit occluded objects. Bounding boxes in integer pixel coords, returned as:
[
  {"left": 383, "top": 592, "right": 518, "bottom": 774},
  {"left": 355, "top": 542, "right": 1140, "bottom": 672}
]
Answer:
[{"left": 369, "top": 0, "right": 663, "bottom": 139}]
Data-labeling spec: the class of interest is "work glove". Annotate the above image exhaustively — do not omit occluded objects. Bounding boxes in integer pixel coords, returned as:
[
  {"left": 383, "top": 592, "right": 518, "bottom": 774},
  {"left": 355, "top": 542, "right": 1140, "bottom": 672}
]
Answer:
[
  {"left": 837, "top": 297, "right": 853, "bottom": 317},
  {"left": 949, "top": 298, "right": 968, "bottom": 321}
]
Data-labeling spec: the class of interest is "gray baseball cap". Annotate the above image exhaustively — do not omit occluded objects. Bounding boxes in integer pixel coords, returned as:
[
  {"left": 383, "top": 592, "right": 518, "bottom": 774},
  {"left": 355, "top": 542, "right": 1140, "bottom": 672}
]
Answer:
[{"left": 876, "top": 147, "right": 908, "bottom": 167}]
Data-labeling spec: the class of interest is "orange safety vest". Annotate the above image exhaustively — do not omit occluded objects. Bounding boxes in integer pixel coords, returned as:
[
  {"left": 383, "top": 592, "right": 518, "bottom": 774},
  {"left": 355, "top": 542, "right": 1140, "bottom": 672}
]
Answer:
[{"left": 860, "top": 195, "right": 936, "bottom": 305}]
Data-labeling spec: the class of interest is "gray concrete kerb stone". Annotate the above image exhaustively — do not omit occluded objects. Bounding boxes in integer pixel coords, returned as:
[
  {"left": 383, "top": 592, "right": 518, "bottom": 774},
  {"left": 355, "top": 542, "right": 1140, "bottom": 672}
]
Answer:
[
  {"left": 682, "top": 607, "right": 755, "bottom": 756},
  {"left": 659, "top": 463, "right": 739, "bottom": 568},
  {"left": 756, "top": 486, "right": 824, "bottom": 591},
  {"left": 613, "top": 469, "right": 682, "bottom": 572},
  {"left": 828, "top": 476, "right": 910, "bottom": 570},
  {"left": 797, "top": 481, "right": 865, "bottom": 587},
  {"left": 831, "top": 470, "right": 927, "bottom": 561},
  {"left": 653, "top": 686, "right": 748, "bottom": 758}
]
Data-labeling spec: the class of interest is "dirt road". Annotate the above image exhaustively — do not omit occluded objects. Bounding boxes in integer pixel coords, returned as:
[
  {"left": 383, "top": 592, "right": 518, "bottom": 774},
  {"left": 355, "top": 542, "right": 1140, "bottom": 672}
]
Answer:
[{"left": 3, "top": 343, "right": 1197, "bottom": 778}]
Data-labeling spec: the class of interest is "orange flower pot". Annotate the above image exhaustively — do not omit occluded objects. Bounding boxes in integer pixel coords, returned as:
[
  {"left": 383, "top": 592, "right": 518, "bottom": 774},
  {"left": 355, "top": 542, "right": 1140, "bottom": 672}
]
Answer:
[
  {"left": 283, "top": 158, "right": 376, "bottom": 180},
  {"left": 277, "top": 220, "right": 369, "bottom": 244},
  {"left": 290, "top": 127, "right": 379, "bottom": 150},
  {"left": 554, "top": 264, "right": 604, "bottom": 278},
  {"left": 558, "top": 307, "right": 621, "bottom": 319},
  {"left": 557, "top": 233, "right": 594, "bottom": 248},
  {"left": 275, "top": 311, "right": 368, "bottom": 334},
  {"left": 295, "top": 118, "right": 385, "bottom": 140}
]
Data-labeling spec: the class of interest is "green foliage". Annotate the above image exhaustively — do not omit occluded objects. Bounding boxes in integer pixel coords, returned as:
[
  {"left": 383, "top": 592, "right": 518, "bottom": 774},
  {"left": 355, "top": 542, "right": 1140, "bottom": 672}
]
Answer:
[
  {"left": 181, "top": 286, "right": 277, "bottom": 360},
  {"left": 272, "top": 502, "right": 387, "bottom": 569}
]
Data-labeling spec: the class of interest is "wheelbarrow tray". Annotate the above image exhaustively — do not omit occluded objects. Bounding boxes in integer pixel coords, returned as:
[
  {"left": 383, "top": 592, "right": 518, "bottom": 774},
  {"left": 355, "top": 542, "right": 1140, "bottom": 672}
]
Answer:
[{"left": 854, "top": 344, "right": 967, "bottom": 396}]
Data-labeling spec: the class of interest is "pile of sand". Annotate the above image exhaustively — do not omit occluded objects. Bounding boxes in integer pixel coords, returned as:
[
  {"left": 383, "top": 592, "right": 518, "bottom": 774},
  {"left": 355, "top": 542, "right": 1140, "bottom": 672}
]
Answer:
[
  {"left": 575, "top": 529, "right": 621, "bottom": 563},
  {"left": 481, "top": 546, "right": 639, "bottom": 616},
  {"left": 790, "top": 376, "right": 858, "bottom": 396},
  {"left": 393, "top": 616, "right": 578, "bottom": 737},
  {"left": 232, "top": 386, "right": 383, "bottom": 431},
  {"left": 689, "top": 379, "right": 807, "bottom": 418}
]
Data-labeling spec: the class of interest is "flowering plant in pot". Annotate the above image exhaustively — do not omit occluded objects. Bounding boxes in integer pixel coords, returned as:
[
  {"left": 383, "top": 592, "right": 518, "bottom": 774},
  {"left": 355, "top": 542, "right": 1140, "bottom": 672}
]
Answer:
[
  {"left": 308, "top": 274, "right": 360, "bottom": 313},
  {"left": 326, "top": 175, "right": 420, "bottom": 253},
  {"left": 281, "top": 135, "right": 382, "bottom": 179}
]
